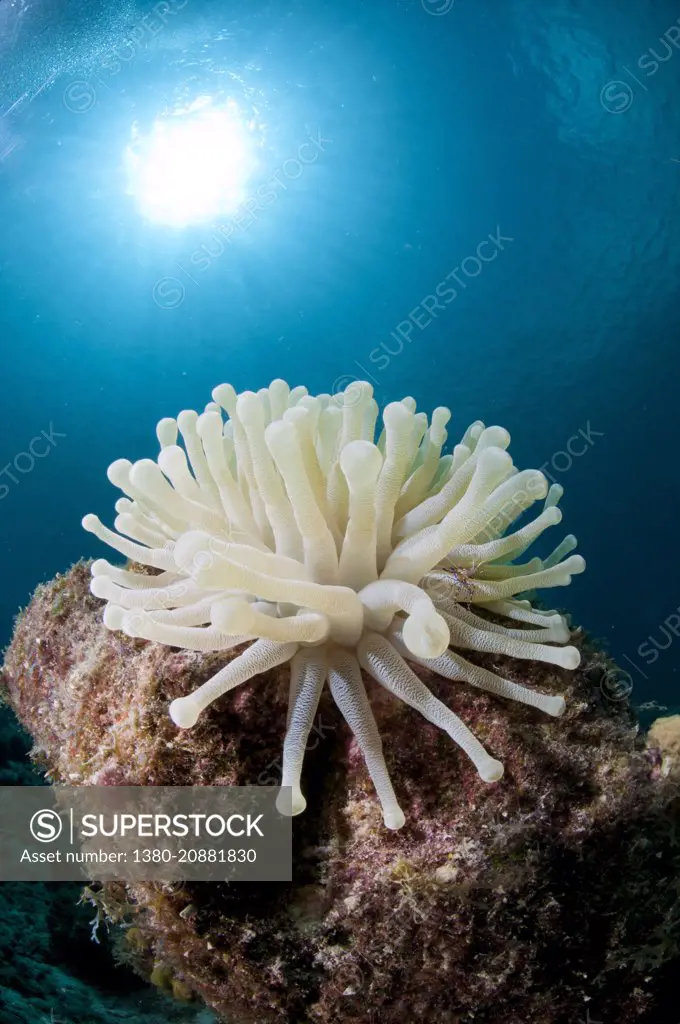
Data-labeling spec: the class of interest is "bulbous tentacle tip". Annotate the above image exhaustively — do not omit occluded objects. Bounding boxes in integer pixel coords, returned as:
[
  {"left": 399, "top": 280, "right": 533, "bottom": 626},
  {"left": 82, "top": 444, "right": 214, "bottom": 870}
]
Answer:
[
  {"left": 383, "top": 807, "right": 406, "bottom": 830},
  {"left": 561, "top": 646, "right": 581, "bottom": 670},
  {"left": 90, "top": 575, "right": 111, "bottom": 600},
  {"left": 563, "top": 554, "right": 586, "bottom": 575},
  {"left": 212, "top": 596, "right": 254, "bottom": 633},
  {"left": 479, "top": 757, "right": 504, "bottom": 783},
  {"left": 102, "top": 603, "right": 126, "bottom": 631},
  {"left": 173, "top": 530, "right": 213, "bottom": 573},
  {"left": 177, "top": 408, "right": 199, "bottom": 431},
  {"left": 276, "top": 787, "right": 306, "bottom": 817},
  {"left": 402, "top": 610, "right": 450, "bottom": 660},
  {"left": 120, "top": 611, "right": 148, "bottom": 638},
  {"left": 546, "top": 695, "right": 567, "bottom": 718},
  {"left": 169, "top": 696, "right": 201, "bottom": 729},
  {"left": 551, "top": 621, "right": 571, "bottom": 644},
  {"left": 340, "top": 438, "right": 383, "bottom": 482}
]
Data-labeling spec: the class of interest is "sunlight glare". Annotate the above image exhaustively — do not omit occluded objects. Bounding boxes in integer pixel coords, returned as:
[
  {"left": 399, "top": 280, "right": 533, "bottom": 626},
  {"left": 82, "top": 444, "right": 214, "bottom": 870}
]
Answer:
[{"left": 125, "top": 97, "right": 257, "bottom": 227}]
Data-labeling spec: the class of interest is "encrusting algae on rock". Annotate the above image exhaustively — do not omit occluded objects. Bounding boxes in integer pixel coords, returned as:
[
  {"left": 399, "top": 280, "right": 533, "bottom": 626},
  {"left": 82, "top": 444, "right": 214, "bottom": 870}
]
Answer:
[
  {"left": 2, "top": 379, "right": 680, "bottom": 1022},
  {"left": 3, "top": 562, "right": 680, "bottom": 1022}
]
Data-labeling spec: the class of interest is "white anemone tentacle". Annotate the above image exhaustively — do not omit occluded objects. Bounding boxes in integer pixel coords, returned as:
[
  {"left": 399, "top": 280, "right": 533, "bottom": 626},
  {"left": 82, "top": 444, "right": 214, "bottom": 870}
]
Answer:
[{"left": 83, "top": 378, "right": 585, "bottom": 829}]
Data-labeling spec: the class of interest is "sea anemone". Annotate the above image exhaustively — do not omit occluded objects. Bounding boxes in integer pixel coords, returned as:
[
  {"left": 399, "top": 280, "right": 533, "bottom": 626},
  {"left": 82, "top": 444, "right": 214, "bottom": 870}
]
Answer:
[{"left": 82, "top": 379, "right": 584, "bottom": 829}]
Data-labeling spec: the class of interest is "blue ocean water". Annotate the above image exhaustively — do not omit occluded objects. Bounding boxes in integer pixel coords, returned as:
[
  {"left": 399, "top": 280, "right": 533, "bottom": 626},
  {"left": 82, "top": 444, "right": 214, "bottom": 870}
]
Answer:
[
  {"left": 1, "top": 1, "right": 679, "bottom": 716},
  {"left": 1, "top": 3, "right": 680, "bottom": 1021}
]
